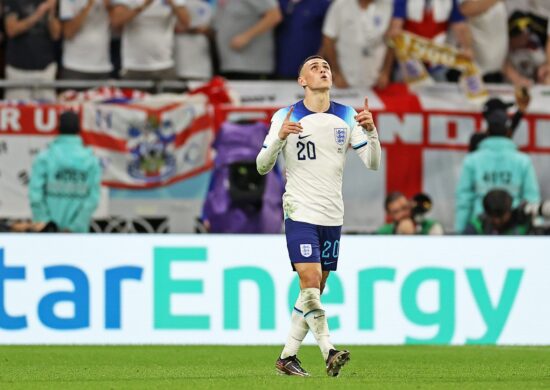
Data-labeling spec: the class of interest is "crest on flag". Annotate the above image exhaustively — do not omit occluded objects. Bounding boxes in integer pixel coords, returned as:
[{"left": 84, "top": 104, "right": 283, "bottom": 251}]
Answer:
[
  {"left": 300, "top": 244, "right": 312, "bottom": 258},
  {"left": 127, "top": 115, "right": 177, "bottom": 182},
  {"left": 334, "top": 128, "right": 347, "bottom": 145}
]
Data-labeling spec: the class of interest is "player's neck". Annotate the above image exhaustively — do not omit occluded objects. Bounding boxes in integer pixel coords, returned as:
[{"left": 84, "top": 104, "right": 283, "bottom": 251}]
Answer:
[{"left": 303, "top": 90, "right": 331, "bottom": 113}]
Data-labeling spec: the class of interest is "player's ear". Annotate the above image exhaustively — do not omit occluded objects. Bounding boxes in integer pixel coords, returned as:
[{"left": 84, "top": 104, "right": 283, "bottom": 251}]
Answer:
[{"left": 298, "top": 76, "right": 307, "bottom": 88}]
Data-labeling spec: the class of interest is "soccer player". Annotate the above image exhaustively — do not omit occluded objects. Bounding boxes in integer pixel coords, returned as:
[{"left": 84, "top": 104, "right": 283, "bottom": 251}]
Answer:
[{"left": 256, "top": 55, "right": 381, "bottom": 377}]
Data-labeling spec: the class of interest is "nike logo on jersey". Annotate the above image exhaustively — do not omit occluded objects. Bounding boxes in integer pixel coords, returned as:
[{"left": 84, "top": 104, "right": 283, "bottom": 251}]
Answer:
[
  {"left": 298, "top": 134, "right": 311, "bottom": 139},
  {"left": 314, "top": 314, "right": 325, "bottom": 320}
]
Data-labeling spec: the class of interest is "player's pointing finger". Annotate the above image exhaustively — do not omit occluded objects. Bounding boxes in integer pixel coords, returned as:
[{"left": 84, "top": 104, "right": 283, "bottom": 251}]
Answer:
[
  {"left": 364, "top": 97, "right": 369, "bottom": 112},
  {"left": 285, "top": 105, "right": 295, "bottom": 122}
]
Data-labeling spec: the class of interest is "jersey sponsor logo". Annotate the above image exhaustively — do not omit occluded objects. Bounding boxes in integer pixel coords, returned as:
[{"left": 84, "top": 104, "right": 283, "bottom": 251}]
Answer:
[
  {"left": 300, "top": 244, "right": 312, "bottom": 257},
  {"left": 298, "top": 134, "right": 311, "bottom": 140},
  {"left": 334, "top": 128, "right": 347, "bottom": 145}
]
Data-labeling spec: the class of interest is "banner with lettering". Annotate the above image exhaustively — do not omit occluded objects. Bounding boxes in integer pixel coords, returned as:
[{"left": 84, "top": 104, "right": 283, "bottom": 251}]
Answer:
[
  {"left": 0, "top": 98, "right": 214, "bottom": 218},
  {"left": 81, "top": 99, "right": 214, "bottom": 189},
  {"left": 1, "top": 84, "right": 550, "bottom": 232}
]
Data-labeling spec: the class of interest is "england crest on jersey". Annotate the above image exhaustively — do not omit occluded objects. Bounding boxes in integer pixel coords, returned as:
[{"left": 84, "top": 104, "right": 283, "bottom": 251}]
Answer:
[
  {"left": 300, "top": 244, "right": 312, "bottom": 257},
  {"left": 334, "top": 128, "right": 347, "bottom": 145}
]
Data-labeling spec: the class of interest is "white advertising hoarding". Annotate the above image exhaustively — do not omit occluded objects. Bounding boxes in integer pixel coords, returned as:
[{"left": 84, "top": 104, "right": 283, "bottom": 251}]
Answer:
[{"left": 0, "top": 235, "right": 549, "bottom": 345}]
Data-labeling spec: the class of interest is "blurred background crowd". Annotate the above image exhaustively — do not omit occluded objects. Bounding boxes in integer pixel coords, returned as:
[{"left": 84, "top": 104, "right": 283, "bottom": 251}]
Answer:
[
  {"left": 1, "top": 0, "right": 550, "bottom": 236},
  {"left": 1, "top": 0, "right": 550, "bottom": 98}
]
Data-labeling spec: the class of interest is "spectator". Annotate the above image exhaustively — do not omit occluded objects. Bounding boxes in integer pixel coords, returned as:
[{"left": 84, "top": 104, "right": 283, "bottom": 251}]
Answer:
[
  {"left": 276, "top": 0, "right": 331, "bottom": 79},
  {"left": 109, "top": 0, "right": 190, "bottom": 80},
  {"left": 458, "top": 0, "right": 508, "bottom": 82},
  {"left": 381, "top": 0, "right": 474, "bottom": 84},
  {"left": 469, "top": 87, "right": 530, "bottom": 152},
  {"left": 0, "top": 0, "right": 6, "bottom": 83},
  {"left": 29, "top": 111, "right": 101, "bottom": 233},
  {"left": 455, "top": 107, "right": 540, "bottom": 232},
  {"left": 60, "top": 0, "right": 112, "bottom": 80},
  {"left": 214, "top": 0, "right": 282, "bottom": 80},
  {"left": 174, "top": 0, "right": 213, "bottom": 80},
  {"left": 321, "top": 0, "right": 392, "bottom": 89},
  {"left": 463, "top": 189, "right": 531, "bottom": 234},
  {"left": 504, "top": 10, "right": 546, "bottom": 87},
  {"left": 376, "top": 192, "right": 444, "bottom": 235},
  {"left": 3, "top": 0, "right": 61, "bottom": 101},
  {"left": 529, "top": 0, "right": 550, "bottom": 84}
]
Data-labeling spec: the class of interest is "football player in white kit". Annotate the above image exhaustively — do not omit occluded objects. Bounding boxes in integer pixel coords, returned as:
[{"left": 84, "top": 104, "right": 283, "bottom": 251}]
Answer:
[{"left": 256, "top": 55, "right": 381, "bottom": 377}]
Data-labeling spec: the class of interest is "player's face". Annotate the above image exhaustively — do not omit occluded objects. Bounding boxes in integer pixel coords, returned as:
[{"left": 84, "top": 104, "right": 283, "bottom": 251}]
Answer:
[
  {"left": 387, "top": 196, "right": 411, "bottom": 223},
  {"left": 298, "top": 59, "right": 333, "bottom": 91}
]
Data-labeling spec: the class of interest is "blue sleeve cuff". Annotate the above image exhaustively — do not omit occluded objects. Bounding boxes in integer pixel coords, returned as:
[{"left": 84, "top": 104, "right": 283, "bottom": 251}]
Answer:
[{"left": 352, "top": 141, "right": 368, "bottom": 150}]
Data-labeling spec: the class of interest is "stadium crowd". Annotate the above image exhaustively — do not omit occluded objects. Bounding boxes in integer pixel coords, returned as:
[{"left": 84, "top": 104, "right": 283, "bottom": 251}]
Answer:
[{"left": 1, "top": 0, "right": 550, "bottom": 98}]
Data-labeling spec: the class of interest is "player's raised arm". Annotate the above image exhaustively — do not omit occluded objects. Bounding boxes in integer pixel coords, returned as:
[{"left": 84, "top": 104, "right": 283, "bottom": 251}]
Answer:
[
  {"left": 354, "top": 97, "right": 375, "bottom": 131},
  {"left": 277, "top": 106, "right": 303, "bottom": 140},
  {"left": 351, "top": 97, "right": 381, "bottom": 170},
  {"left": 256, "top": 106, "right": 302, "bottom": 175}
]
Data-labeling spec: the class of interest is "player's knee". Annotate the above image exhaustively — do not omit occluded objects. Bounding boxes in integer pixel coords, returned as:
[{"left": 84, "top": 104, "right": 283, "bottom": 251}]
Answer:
[{"left": 300, "top": 273, "right": 321, "bottom": 289}]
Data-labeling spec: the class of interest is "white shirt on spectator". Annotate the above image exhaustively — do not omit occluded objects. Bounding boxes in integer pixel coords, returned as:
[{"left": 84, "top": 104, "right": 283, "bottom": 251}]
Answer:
[
  {"left": 505, "top": 0, "right": 528, "bottom": 13},
  {"left": 458, "top": 0, "right": 508, "bottom": 74},
  {"left": 60, "top": 0, "right": 112, "bottom": 73},
  {"left": 214, "top": 0, "right": 278, "bottom": 74},
  {"left": 529, "top": 0, "right": 550, "bottom": 36},
  {"left": 529, "top": 0, "right": 550, "bottom": 17},
  {"left": 112, "top": 0, "right": 186, "bottom": 71},
  {"left": 174, "top": 0, "right": 212, "bottom": 79},
  {"left": 323, "top": 0, "right": 392, "bottom": 87}
]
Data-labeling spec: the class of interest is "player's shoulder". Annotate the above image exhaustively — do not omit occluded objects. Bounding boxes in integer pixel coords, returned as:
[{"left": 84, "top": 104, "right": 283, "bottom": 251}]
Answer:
[
  {"left": 272, "top": 100, "right": 317, "bottom": 123},
  {"left": 329, "top": 101, "right": 357, "bottom": 129},
  {"left": 272, "top": 102, "right": 300, "bottom": 123},
  {"left": 331, "top": 101, "right": 357, "bottom": 115}
]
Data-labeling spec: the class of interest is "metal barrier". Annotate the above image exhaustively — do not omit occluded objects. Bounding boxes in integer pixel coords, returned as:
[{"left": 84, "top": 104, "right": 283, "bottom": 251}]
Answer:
[{"left": 0, "top": 79, "right": 191, "bottom": 94}]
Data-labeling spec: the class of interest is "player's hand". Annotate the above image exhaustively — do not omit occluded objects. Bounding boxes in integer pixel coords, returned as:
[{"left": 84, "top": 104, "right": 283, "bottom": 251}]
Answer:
[
  {"left": 278, "top": 105, "right": 303, "bottom": 140},
  {"left": 354, "top": 97, "right": 375, "bottom": 131}
]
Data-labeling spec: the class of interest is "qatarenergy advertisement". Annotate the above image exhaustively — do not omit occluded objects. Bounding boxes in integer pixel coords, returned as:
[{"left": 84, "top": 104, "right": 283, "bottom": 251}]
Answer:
[{"left": 0, "top": 235, "right": 549, "bottom": 345}]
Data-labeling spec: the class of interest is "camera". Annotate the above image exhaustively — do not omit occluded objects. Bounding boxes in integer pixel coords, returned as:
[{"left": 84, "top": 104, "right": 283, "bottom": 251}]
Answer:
[
  {"left": 411, "top": 193, "right": 433, "bottom": 223},
  {"left": 516, "top": 200, "right": 550, "bottom": 234},
  {"left": 518, "top": 200, "right": 550, "bottom": 219}
]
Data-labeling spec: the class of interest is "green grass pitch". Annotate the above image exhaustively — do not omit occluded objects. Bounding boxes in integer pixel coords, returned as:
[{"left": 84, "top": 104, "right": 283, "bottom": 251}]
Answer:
[{"left": 1, "top": 346, "right": 549, "bottom": 389}]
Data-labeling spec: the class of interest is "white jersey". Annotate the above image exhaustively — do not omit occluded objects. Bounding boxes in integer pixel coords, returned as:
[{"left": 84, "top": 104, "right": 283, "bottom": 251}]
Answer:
[
  {"left": 112, "top": 0, "right": 187, "bottom": 71},
  {"left": 60, "top": 0, "right": 112, "bottom": 73},
  {"left": 257, "top": 100, "right": 381, "bottom": 226}
]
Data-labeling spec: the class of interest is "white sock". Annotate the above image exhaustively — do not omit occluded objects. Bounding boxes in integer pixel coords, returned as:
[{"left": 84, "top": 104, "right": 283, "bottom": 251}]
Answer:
[
  {"left": 280, "top": 292, "right": 309, "bottom": 359},
  {"left": 301, "top": 287, "right": 334, "bottom": 360}
]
